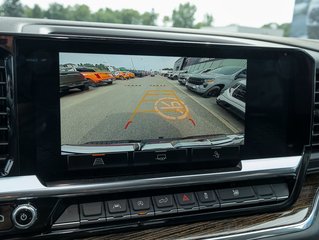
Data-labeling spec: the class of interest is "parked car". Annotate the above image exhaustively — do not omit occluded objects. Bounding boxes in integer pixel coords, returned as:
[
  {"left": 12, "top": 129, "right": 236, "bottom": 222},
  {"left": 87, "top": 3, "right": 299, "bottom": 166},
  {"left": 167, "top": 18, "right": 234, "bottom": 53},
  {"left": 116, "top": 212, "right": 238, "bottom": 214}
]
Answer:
[
  {"left": 166, "top": 70, "right": 173, "bottom": 78},
  {"left": 123, "top": 71, "right": 135, "bottom": 78},
  {"left": 114, "top": 71, "right": 129, "bottom": 80},
  {"left": 178, "top": 68, "right": 214, "bottom": 85},
  {"left": 160, "top": 68, "right": 173, "bottom": 76},
  {"left": 170, "top": 70, "right": 187, "bottom": 80},
  {"left": 76, "top": 67, "right": 114, "bottom": 86},
  {"left": 186, "top": 66, "right": 246, "bottom": 97},
  {"left": 130, "top": 70, "right": 146, "bottom": 78},
  {"left": 216, "top": 79, "right": 246, "bottom": 119},
  {"left": 59, "top": 68, "right": 89, "bottom": 93}
]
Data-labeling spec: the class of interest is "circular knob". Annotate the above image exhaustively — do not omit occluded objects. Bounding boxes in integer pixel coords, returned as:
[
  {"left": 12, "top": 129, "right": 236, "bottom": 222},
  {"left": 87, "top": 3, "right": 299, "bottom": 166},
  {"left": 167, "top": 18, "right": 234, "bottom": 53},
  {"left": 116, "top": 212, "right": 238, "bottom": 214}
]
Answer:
[{"left": 12, "top": 204, "right": 37, "bottom": 229}]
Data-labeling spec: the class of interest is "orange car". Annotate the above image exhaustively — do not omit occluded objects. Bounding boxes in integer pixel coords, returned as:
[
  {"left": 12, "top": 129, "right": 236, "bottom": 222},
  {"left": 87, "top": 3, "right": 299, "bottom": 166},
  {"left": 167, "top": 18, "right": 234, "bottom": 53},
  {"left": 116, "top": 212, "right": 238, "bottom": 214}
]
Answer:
[
  {"left": 123, "top": 71, "right": 132, "bottom": 79},
  {"left": 76, "top": 67, "right": 114, "bottom": 86},
  {"left": 123, "top": 71, "right": 135, "bottom": 78},
  {"left": 114, "top": 71, "right": 128, "bottom": 80},
  {"left": 127, "top": 71, "right": 135, "bottom": 78}
]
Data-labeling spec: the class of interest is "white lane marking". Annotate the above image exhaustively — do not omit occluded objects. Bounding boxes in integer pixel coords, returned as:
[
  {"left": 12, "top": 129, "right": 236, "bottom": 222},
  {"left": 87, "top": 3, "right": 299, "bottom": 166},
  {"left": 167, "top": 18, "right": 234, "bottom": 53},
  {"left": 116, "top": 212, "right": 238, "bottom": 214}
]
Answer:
[{"left": 165, "top": 80, "right": 239, "bottom": 133}]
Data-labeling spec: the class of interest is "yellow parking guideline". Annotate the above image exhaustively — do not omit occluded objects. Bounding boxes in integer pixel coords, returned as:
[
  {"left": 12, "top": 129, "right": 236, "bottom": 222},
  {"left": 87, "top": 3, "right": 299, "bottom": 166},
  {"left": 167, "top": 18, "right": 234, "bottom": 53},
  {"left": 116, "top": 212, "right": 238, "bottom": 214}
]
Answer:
[{"left": 124, "top": 90, "right": 196, "bottom": 129}]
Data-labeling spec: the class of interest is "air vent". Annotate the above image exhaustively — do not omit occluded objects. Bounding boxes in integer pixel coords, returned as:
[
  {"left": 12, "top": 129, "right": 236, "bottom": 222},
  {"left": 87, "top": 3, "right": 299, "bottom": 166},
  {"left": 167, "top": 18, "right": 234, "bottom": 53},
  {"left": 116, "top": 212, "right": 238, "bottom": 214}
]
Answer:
[
  {"left": 0, "top": 57, "right": 12, "bottom": 176},
  {"left": 312, "top": 70, "right": 319, "bottom": 151}
]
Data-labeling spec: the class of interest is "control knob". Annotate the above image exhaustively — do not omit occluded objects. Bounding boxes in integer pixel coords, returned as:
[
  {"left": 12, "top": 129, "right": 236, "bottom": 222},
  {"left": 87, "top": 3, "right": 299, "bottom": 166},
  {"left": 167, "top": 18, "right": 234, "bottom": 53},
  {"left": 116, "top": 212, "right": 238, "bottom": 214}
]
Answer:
[{"left": 12, "top": 204, "right": 37, "bottom": 229}]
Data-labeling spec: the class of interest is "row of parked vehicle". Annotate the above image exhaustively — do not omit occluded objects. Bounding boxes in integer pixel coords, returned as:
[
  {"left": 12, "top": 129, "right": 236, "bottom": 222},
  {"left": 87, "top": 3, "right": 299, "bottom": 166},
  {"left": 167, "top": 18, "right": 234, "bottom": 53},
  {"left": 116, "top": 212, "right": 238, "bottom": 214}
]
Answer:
[
  {"left": 163, "top": 66, "right": 247, "bottom": 119},
  {"left": 59, "top": 66, "right": 149, "bottom": 93}
]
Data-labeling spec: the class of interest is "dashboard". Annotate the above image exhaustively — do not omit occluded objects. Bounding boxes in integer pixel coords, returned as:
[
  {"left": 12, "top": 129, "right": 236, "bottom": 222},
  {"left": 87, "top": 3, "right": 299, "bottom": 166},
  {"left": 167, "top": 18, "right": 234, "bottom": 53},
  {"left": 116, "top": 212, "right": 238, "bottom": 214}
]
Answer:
[{"left": 0, "top": 17, "right": 319, "bottom": 240}]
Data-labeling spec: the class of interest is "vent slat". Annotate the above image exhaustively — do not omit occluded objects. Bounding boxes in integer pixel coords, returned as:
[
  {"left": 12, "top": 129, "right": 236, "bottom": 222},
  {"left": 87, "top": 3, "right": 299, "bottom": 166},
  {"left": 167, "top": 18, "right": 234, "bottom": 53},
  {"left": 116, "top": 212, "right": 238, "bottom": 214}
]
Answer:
[
  {"left": 312, "top": 71, "right": 319, "bottom": 150},
  {"left": 0, "top": 56, "right": 10, "bottom": 177}
]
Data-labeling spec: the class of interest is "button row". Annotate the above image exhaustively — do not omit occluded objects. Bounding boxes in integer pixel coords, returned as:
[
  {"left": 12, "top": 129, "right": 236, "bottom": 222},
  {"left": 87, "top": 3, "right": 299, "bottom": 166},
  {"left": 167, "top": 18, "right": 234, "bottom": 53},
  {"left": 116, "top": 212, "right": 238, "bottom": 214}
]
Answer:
[
  {"left": 67, "top": 147, "right": 240, "bottom": 171},
  {"left": 52, "top": 183, "right": 289, "bottom": 229}
]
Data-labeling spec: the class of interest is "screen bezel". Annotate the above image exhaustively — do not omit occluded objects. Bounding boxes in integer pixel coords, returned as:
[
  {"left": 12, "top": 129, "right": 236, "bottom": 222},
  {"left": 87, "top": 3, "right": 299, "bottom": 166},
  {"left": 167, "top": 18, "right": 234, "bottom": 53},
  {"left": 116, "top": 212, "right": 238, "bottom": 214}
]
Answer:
[{"left": 14, "top": 36, "right": 314, "bottom": 181}]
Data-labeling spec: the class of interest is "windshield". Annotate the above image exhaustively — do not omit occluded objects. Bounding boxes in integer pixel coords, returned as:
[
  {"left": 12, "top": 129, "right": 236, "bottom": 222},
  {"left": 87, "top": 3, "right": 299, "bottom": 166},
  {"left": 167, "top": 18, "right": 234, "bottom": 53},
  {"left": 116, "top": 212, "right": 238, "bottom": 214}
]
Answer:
[
  {"left": 208, "top": 66, "right": 242, "bottom": 75},
  {"left": 0, "top": 0, "right": 318, "bottom": 40},
  {"left": 193, "top": 69, "right": 209, "bottom": 74}
]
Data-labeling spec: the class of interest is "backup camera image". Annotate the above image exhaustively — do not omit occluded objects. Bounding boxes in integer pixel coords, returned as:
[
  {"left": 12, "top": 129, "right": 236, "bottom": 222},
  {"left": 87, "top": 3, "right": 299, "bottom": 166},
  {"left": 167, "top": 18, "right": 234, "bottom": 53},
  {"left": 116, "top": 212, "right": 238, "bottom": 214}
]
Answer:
[{"left": 59, "top": 53, "right": 246, "bottom": 151}]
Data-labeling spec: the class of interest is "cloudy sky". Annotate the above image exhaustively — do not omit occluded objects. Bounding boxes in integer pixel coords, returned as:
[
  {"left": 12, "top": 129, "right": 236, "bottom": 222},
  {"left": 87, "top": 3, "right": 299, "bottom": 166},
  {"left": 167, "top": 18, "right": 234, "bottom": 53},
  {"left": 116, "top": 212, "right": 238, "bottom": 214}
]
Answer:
[
  {"left": 60, "top": 53, "right": 180, "bottom": 71},
  {"left": 18, "top": 0, "right": 295, "bottom": 27}
]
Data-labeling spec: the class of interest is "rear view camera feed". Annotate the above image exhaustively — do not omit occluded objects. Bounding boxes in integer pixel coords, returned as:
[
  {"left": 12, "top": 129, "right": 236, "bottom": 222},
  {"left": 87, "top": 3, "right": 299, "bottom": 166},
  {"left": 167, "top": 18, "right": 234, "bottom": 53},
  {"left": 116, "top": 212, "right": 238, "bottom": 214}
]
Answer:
[{"left": 60, "top": 53, "right": 246, "bottom": 152}]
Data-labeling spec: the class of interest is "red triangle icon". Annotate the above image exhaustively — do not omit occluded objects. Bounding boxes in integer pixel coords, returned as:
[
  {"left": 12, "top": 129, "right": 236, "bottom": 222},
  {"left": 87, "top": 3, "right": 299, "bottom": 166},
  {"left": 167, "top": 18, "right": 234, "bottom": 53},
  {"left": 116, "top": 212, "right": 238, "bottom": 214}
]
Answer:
[{"left": 182, "top": 194, "right": 190, "bottom": 202}]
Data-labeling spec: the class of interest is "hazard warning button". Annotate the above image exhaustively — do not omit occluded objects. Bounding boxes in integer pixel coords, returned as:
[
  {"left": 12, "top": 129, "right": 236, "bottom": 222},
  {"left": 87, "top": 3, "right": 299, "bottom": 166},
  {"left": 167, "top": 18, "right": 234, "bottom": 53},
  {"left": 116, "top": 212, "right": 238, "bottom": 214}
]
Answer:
[
  {"left": 174, "top": 192, "right": 199, "bottom": 212},
  {"left": 67, "top": 153, "right": 129, "bottom": 171}
]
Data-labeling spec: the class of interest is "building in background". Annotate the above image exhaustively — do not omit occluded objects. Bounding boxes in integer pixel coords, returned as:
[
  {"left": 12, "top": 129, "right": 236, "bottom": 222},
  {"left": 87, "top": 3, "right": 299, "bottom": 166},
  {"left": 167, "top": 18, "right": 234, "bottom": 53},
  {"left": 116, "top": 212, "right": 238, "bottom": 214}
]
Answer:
[
  {"left": 173, "top": 57, "right": 185, "bottom": 72},
  {"left": 179, "top": 58, "right": 247, "bottom": 73}
]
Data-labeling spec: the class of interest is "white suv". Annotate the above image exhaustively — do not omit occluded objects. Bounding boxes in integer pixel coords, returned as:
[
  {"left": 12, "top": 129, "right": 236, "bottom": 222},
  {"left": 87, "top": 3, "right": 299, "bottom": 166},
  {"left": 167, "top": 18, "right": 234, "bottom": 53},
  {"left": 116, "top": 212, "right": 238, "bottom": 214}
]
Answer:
[{"left": 216, "top": 79, "right": 246, "bottom": 119}]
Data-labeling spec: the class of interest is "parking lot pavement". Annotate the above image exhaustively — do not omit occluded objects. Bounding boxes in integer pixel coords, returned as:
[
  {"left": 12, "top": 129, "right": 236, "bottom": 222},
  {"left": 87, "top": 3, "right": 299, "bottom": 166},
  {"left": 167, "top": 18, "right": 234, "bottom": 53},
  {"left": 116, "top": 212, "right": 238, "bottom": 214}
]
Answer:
[{"left": 60, "top": 76, "right": 244, "bottom": 145}]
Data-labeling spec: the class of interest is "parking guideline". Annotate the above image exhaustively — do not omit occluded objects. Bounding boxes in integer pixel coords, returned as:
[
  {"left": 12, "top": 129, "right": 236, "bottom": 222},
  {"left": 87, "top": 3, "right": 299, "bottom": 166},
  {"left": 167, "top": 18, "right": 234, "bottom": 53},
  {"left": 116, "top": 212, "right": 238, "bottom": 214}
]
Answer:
[
  {"left": 165, "top": 80, "right": 239, "bottom": 133},
  {"left": 124, "top": 90, "right": 196, "bottom": 129}
]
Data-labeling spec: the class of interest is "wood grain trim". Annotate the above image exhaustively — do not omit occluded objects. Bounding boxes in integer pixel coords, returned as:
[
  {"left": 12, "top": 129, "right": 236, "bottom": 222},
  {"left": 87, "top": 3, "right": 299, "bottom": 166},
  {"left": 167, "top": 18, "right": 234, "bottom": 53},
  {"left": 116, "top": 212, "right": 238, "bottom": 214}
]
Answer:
[{"left": 81, "top": 174, "right": 319, "bottom": 240}]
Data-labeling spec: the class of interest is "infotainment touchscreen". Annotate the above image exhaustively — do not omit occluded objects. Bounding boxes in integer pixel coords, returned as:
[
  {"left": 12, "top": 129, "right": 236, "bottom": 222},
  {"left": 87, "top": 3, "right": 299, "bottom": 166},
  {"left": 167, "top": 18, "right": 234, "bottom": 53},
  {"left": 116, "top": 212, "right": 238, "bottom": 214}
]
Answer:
[
  {"left": 59, "top": 53, "right": 246, "bottom": 152},
  {"left": 14, "top": 37, "right": 313, "bottom": 180}
]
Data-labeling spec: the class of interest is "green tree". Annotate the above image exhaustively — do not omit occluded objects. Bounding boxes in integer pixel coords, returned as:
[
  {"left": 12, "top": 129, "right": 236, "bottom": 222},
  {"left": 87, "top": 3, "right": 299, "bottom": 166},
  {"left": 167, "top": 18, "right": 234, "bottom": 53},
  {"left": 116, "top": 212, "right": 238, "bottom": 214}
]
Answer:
[
  {"left": 93, "top": 8, "right": 121, "bottom": 23},
  {"left": 194, "top": 14, "right": 213, "bottom": 29},
  {"left": 279, "top": 23, "right": 291, "bottom": 37},
  {"left": 163, "top": 16, "right": 170, "bottom": 27},
  {"left": 24, "top": 4, "right": 44, "bottom": 18},
  {"left": 23, "top": 5, "right": 32, "bottom": 17},
  {"left": 172, "top": 2, "right": 197, "bottom": 28},
  {"left": 0, "top": 1, "right": 161, "bottom": 27},
  {"left": 45, "top": 3, "right": 70, "bottom": 20},
  {"left": 0, "top": 0, "right": 23, "bottom": 17},
  {"left": 32, "top": 4, "right": 44, "bottom": 18},
  {"left": 70, "top": 4, "right": 92, "bottom": 21},
  {"left": 262, "top": 22, "right": 291, "bottom": 37},
  {"left": 202, "top": 14, "right": 213, "bottom": 27},
  {"left": 119, "top": 9, "right": 141, "bottom": 24},
  {"left": 141, "top": 9, "right": 158, "bottom": 25}
]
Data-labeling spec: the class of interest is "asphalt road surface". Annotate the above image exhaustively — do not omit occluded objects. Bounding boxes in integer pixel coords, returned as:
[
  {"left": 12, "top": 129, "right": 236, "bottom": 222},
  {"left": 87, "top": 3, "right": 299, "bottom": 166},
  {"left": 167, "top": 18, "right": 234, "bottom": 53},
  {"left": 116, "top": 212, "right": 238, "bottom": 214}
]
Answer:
[{"left": 60, "top": 75, "right": 244, "bottom": 145}]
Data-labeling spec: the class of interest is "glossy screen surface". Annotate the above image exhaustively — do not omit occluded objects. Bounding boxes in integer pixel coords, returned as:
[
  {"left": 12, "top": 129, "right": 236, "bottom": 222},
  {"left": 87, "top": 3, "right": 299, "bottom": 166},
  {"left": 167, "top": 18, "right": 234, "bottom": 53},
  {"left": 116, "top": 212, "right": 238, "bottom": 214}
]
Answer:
[{"left": 59, "top": 53, "right": 246, "bottom": 153}]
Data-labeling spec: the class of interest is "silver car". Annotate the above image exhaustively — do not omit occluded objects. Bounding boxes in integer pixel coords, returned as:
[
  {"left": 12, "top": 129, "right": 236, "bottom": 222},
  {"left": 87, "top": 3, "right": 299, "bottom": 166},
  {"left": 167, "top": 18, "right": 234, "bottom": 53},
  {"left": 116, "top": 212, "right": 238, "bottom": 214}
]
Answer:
[
  {"left": 178, "top": 68, "right": 214, "bottom": 85},
  {"left": 186, "top": 66, "right": 246, "bottom": 97}
]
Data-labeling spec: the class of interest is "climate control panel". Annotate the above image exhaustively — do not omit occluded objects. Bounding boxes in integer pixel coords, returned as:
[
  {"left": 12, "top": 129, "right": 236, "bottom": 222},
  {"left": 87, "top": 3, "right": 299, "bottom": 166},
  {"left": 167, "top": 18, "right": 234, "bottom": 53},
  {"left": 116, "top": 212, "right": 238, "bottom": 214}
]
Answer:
[{"left": 0, "top": 180, "right": 291, "bottom": 239}]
